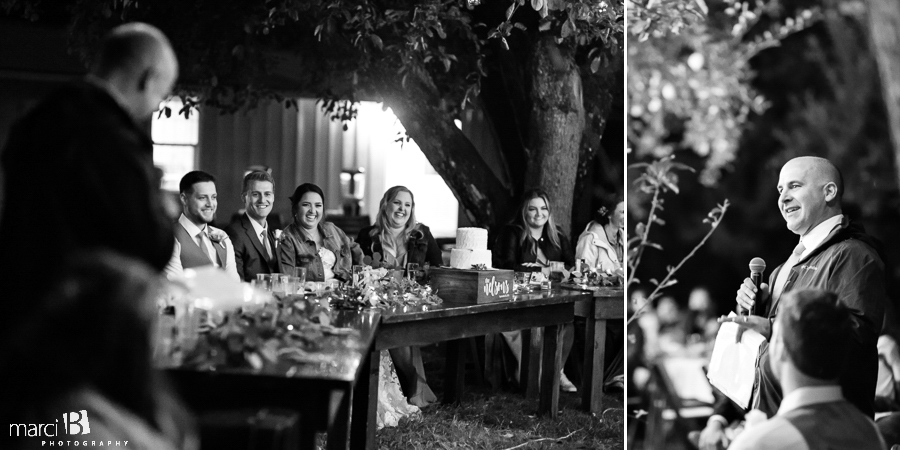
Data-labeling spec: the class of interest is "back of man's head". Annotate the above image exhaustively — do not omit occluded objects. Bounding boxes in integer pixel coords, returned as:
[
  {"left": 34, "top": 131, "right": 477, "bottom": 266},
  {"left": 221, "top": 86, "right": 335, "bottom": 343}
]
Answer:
[
  {"left": 91, "top": 23, "right": 178, "bottom": 121},
  {"left": 92, "top": 23, "right": 172, "bottom": 79},
  {"left": 778, "top": 289, "right": 853, "bottom": 380},
  {"left": 179, "top": 170, "right": 216, "bottom": 195}
]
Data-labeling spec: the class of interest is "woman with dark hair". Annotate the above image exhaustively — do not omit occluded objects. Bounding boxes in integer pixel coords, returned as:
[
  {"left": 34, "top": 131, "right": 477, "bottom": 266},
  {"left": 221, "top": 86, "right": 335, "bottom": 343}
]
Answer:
[
  {"left": 278, "top": 183, "right": 362, "bottom": 282},
  {"left": 575, "top": 197, "right": 626, "bottom": 391},
  {"left": 491, "top": 188, "right": 577, "bottom": 392},
  {"left": 357, "top": 186, "right": 441, "bottom": 408},
  {"left": 0, "top": 251, "right": 196, "bottom": 450},
  {"left": 575, "top": 198, "right": 624, "bottom": 272}
]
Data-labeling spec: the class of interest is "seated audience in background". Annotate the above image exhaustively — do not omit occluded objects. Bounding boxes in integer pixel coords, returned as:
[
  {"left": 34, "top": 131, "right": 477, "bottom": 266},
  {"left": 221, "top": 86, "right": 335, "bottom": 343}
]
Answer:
[
  {"left": 278, "top": 183, "right": 362, "bottom": 282},
  {"left": 0, "top": 251, "right": 197, "bottom": 450},
  {"left": 225, "top": 170, "right": 280, "bottom": 282},
  {"left": 165, "top": 171, "right": 239, "bottom": 281},
  {"left": 491, "top": 188, "right": 578, "bottom": 392},
  {"left": 357, "top": 186, "right": 441, "bottom": 407},
  {"left": 575, "top": 198, "right": 624, "bottom": 273},
  {"left": 728, "top": 289, "right": 886, "bottom": 450},
  {"left": 687, "top": 286, "right": 720, "bottom": 342}
]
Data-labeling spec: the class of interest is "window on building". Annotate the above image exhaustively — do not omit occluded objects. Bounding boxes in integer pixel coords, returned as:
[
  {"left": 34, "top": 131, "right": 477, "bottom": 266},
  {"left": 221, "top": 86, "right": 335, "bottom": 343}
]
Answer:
[{"left": 151, "top": 98, "right": 198, "bottom": 192}]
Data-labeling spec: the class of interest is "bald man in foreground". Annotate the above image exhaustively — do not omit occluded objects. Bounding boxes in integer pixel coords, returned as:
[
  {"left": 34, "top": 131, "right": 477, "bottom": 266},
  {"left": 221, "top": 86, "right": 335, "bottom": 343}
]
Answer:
[
  {"left": 0, "top": 23, "right": 178, "bottom": 316},
  {"left": 697, "top": 156, "right": 886, "bottom": 449}
]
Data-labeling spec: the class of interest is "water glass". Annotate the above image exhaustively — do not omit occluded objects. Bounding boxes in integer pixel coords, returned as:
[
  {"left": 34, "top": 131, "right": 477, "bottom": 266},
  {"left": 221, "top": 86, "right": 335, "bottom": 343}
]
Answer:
[
  {"left": 406, "top": 263, "right": 420, "bottom": 281},
  {"left": 292, "top": 267, "right": 308, "bottom": 284},
  {"left": 256, "top": 273, "right": 273, "bottom": 291},
  {"left": 287, "top": 276, "right": 303, "bottom": 294}
]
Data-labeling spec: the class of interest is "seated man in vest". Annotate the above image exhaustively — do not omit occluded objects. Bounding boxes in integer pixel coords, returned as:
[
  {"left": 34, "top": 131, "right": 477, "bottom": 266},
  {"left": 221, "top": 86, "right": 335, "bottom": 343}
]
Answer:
[
  {"left": 225, "top": 170, "right": 280, "bottom": 281},
  {"left": 165, "top": 171, "right": 239, "bottom": 281},
  {"left": 729, "top": 289, "right": 887, "bottom": 449}
]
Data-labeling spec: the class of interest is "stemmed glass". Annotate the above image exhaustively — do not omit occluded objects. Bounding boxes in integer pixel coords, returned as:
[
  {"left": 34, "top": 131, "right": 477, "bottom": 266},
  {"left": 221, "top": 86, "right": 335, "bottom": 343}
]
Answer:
[{"left": 406, "top": 263, "right": 420, "bottom": 282}]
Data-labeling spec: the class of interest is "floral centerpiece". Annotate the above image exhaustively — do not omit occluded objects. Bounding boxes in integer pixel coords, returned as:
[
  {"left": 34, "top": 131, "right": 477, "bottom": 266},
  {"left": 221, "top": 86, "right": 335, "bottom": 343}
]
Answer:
[
  {"left": 568, "top": 266, "right": 624, "bottom": 288},
  {"left": 178, "top": 299, "right": 352, "bottom": 372},
  {"left": 329, "top": 266, "right": 443, "bottom": 310}
]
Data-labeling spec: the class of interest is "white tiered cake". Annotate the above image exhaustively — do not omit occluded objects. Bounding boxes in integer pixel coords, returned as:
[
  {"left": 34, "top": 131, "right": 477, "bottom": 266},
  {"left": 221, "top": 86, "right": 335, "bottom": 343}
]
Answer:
[{"left": 449, "top": 227, "right": 492, "bottom": 269}]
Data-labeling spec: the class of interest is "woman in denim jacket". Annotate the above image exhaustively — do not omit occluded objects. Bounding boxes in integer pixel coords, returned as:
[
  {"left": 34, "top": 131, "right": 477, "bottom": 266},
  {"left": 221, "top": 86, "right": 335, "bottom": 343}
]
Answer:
[{"left": 278, "top": 183, "right": 362, "bottom": 282}]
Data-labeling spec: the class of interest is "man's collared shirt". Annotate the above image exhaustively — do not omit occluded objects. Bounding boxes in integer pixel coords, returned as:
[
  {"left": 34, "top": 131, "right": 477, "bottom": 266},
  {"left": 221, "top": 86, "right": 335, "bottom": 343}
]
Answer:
[
  {"left": 729, "top": 386, "right": 885, "bottom": 450},
  {"left": 245, "top": 213, "right": 269, "bottom": 248},
  {"left": 772, "top": 214, "right": 844, "bottom": 302},
  {"left": 797, "top": 214, "right": 843, "bottom": 258},
  {"left": 178, "top": 213, "right": 219, "bottom": 266}
]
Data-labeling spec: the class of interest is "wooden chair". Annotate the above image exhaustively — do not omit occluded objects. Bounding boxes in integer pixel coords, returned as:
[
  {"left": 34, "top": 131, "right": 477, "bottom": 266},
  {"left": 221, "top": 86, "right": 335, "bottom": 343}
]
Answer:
[{"left": 642, "top": 357, "right": 715, "bottom": 449}]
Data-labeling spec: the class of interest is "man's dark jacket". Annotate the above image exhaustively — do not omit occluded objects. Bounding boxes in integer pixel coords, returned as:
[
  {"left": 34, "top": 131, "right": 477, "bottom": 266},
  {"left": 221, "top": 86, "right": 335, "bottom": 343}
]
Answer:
[
  {"left": 0, "top": 80, "right": 174, "bottom": 310},
  {"left": 716, "top": 217, "right": 885, "bottom": 420},
  {"left": 225, "top": 214, "right": 280, "bottom": 282}
]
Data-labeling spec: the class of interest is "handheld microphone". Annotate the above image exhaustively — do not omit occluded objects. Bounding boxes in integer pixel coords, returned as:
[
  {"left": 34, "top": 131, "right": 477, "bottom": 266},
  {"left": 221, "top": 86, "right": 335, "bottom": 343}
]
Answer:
[{"left": 748, "top": 257, "right": 766, "bottom": 315}]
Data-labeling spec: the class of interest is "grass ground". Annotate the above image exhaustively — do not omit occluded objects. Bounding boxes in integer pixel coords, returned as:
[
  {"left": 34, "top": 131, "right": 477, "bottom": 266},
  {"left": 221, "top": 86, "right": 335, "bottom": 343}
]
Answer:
[{"left": 366, "top": 342, "right": 624, "bottom": 450}]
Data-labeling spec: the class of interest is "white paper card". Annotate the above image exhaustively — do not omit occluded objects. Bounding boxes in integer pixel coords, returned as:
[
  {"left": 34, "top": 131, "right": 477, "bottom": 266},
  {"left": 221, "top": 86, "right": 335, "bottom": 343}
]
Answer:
[{"left": 706, "top": 312, "right": 767, "bottom": 409}]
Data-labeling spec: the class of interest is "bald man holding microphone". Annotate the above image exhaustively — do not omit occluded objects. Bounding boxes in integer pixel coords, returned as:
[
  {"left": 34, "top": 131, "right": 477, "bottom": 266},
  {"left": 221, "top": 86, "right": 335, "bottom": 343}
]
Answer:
[{"left": 697, "top": 156, "right": 887, "bottom": 450}]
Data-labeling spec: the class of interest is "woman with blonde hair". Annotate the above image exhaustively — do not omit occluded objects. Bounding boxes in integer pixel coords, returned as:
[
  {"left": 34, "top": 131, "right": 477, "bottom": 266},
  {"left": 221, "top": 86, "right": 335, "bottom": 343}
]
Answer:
[
  {"left": 492, "top": 188, "right": 577, "bottom": 392},
  {"left": 357, "top": 186, "right": 441, "bottom": 408}
]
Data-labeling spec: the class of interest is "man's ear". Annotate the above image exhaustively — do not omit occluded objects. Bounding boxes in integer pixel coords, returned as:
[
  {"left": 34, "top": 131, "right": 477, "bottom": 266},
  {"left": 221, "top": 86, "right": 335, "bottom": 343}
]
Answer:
[
  {"left": 137, "top": 68, "right": 153, "bottom": 92},
  {"left": 179, "top": 192, "right": 187, "bottom": 206},
  {"left": 823, "top": 181, "right": 838, "bottom": 202}
]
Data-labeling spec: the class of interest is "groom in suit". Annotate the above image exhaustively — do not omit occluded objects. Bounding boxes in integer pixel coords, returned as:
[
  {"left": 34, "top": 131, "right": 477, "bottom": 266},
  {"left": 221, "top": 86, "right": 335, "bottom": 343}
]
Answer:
[{"left": 225, "top": 170, "right": 280, "bottom": 281}]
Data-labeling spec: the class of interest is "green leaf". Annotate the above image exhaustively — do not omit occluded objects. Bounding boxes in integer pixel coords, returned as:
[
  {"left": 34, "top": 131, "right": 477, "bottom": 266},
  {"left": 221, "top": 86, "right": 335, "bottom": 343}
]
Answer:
[
  {"left": 561, "top": 18, "right": 575, "bottom": 38},
  {"left": 369, "top": 34, "right": 383, "bottom": 51}
]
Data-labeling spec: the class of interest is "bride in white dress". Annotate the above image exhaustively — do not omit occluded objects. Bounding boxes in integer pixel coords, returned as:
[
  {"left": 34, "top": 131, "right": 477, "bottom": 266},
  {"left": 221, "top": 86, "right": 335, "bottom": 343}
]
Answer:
[{"left": 377, "top": 350, "right": 422, "bottom": 429}]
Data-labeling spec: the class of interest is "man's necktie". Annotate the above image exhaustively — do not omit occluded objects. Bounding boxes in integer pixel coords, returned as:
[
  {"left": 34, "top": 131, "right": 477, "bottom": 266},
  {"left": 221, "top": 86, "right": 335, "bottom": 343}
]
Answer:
[
  {"left": 198, "top": 231, "right": 217, "bottom": 266},
  {"left": 772, "top": 241, "right": 807, "bottom": 303},
  {"left": 262, "top": 230, "right": 273, "bottom": 260}
]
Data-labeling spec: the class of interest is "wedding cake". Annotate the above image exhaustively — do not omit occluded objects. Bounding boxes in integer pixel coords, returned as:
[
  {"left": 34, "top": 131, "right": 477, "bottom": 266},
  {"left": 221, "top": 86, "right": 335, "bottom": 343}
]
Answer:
[{"left": 449, "top": 227, "right": 492, "bottom": 269}]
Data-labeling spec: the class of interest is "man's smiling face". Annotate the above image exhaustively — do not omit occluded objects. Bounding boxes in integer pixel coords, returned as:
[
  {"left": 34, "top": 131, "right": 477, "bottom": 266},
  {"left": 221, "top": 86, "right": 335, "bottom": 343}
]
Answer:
[{"left": 777, "top": 158, "right": 833, "bottom": 235}]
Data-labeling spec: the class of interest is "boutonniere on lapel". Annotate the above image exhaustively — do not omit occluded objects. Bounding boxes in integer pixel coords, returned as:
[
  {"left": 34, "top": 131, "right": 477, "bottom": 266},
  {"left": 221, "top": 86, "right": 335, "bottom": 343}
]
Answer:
[
  {"left": 207, "top": 227, "right": 229, "bottom": 248},
  {"left": 274, "top": 229, "right": 283, "bottom": 247}
]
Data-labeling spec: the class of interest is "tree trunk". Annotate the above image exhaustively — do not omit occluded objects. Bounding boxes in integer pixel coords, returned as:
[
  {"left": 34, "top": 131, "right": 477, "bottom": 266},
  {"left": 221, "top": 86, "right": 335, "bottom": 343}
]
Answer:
[
  {"left": 371, "top": 61, "right": 514, "bottom": 229},
  {"left": 525, "top": 36, "right": 585, "bottom": 236},
  {"left": 867, "top": 0, "right": 900, "bottom": 190}
]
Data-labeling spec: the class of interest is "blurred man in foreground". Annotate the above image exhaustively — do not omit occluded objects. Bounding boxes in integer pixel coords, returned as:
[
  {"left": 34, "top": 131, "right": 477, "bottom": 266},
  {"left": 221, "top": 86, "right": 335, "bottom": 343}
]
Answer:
[
  {"left": 729, "top": 289, "right": 886, "bottom": 449},
  {"left": 0, "top": 23, "right": 178, "bottom": 318}
]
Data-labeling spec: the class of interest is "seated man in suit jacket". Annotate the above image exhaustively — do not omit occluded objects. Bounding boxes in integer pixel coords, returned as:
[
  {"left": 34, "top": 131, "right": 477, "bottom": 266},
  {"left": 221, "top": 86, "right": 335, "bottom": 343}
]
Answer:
[
  {"left": 165, "top": 171, "right": 239, "bottom": 281},
  {"left": 225, "top": 170, "right": 280, "bottom": 282}
]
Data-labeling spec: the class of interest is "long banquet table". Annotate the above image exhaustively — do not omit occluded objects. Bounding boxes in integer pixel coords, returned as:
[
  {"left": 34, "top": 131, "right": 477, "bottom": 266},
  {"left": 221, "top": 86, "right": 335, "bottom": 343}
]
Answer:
[
  {"left": 348, "top": 286, "right": 592, "bottom": 450},
  {"left": 568, "top": 285, "right": 625, "bottom": 413},
  {"left": 163, "top": 309, "right": 380, "bottom": 450}
]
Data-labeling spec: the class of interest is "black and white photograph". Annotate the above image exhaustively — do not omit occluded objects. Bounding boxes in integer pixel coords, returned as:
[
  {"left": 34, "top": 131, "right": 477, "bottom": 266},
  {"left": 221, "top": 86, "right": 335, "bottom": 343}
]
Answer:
[
  {"left": 0, "top": 1, "right": 625, "bottom": 449},
  {"left": 627, "top": 0, "right": 900, "bottom": 448}
]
